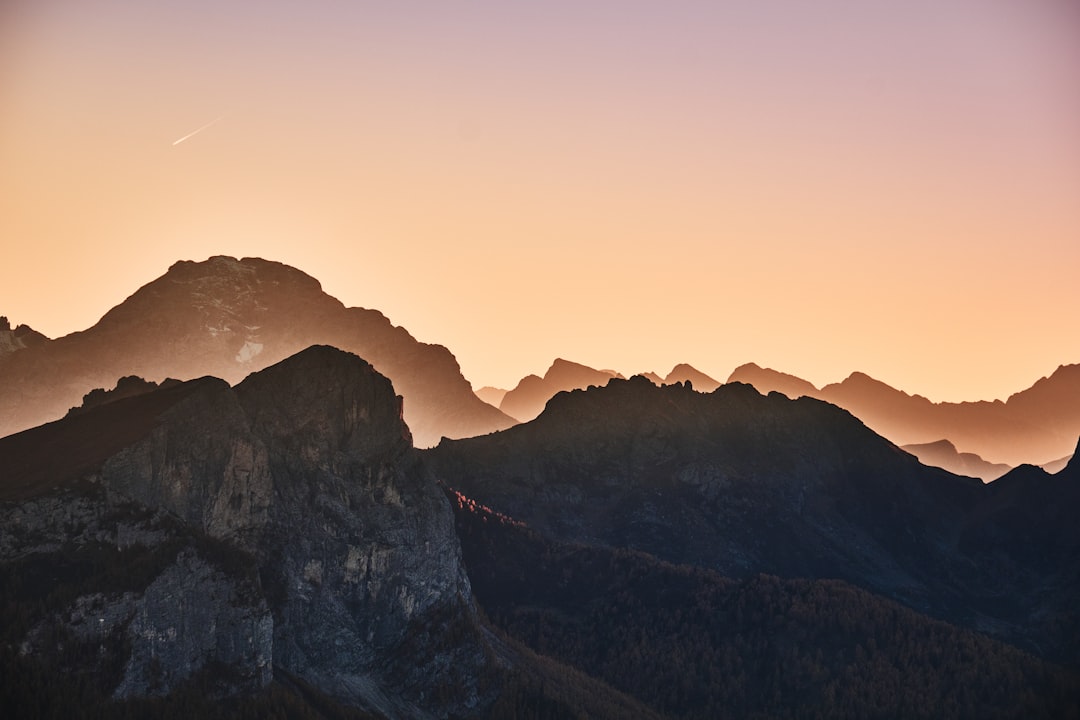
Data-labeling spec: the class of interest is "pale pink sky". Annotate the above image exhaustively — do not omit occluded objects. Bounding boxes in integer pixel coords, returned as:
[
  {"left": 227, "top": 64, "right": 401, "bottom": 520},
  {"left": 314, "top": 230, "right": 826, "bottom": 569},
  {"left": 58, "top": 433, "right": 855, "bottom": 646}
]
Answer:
[{"left": 2, "top": 0, "right": 1078, "bottom": 400}]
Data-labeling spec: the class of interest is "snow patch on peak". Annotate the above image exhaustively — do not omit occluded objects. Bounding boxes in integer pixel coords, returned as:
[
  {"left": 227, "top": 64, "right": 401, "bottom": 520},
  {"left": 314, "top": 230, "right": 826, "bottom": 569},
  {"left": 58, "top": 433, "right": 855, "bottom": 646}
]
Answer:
[{"left": 236, "top": 341, "right": 264, "bottom": 363}]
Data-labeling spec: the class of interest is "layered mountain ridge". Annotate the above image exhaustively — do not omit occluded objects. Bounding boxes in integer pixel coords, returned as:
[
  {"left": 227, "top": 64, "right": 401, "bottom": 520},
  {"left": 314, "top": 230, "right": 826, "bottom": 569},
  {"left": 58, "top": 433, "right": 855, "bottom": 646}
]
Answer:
[
  {"left": 0, "top": 256, "right": 514, "bottom": 447},
  {"left": 728, "top": 361, "right": 1080, "bottom": 467}
]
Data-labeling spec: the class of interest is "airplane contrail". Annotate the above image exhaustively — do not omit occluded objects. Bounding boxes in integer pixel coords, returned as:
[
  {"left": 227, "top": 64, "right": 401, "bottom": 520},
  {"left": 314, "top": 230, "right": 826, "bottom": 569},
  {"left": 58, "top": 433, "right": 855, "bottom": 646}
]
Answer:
[{"left": 172, "top": 115, "right": 225, "bottom": 146}]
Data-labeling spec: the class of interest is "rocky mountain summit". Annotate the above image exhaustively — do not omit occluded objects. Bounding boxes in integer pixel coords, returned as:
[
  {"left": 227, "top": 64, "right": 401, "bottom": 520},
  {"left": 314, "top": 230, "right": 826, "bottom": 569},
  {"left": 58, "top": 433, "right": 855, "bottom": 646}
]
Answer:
[{"left": 0, "top": 256, "right": 514, "bottom": 447}]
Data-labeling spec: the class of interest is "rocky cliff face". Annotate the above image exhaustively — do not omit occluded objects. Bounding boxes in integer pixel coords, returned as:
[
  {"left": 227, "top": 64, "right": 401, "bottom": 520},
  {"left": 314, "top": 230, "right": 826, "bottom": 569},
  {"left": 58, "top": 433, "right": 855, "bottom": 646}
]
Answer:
[
  {"left": 0, "top": 256, "right": 515, "bottom": 446},
  {"left": 0, "top": 346, "right": 490, "bottom": 717}
]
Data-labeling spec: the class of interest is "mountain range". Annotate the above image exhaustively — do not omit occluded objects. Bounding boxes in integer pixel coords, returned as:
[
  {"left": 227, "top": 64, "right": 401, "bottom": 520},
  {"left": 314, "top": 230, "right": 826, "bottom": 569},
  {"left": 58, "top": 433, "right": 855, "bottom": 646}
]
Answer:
[
  {"left": 3, "top": 256, "right": 1079, "bottom": 717},
  {"left": 485, "top": 355, "right": 1079, "bottom": 478},
  {"left": 728, "top": 362, "right": 1080, "bottom": 468},
  {"left": 0, "top": 256, "right": 515, "bottom": 448}
]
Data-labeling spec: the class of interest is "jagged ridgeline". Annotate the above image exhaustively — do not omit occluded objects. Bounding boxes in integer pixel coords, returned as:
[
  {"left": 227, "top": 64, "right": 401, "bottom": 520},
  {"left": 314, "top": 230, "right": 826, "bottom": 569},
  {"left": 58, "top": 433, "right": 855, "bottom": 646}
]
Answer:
[
  {"left": 0, "top": 346, "right": 657, "bottom": 719},
  {"left": 0, "top": 256, "right": 515, "bottom": 447}
]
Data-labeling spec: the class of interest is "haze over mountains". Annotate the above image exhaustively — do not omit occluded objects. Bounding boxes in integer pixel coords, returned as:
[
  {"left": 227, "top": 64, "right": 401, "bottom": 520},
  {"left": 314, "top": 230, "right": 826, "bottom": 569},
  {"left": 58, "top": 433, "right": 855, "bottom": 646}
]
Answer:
[
  {"left": 728, "top": 362, "right": 1080, "bottom": 469},
  {"left": 486, "top": 355, "right": 1076, "bottom": 477},
  {"left": 3, "top": 255, "right": 1080, "bottom": 715},
  {"left": 0, "top": 256, "right": 514, "bottom": 447}
]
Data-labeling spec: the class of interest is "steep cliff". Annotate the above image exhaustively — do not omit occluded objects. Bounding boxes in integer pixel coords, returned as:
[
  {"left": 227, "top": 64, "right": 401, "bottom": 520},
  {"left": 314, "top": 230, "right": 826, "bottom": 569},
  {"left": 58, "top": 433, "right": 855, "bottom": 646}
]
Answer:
[{"left": 1, "top": 346, "right": 486, "bottom": 716}]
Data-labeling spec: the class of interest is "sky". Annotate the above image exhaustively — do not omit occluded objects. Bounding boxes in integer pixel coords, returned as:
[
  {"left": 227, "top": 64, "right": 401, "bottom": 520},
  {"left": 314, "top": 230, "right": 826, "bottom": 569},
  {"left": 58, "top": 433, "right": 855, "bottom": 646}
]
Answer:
[{"left": 2, "top": 0, "right": 1078, "bottom": 402}]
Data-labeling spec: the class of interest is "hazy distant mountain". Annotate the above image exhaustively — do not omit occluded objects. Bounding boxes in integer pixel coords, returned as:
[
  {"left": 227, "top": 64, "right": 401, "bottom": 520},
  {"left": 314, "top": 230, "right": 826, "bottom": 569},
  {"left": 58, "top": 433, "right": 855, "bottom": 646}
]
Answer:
[
  {"left": 727, "top": 362, "right": 816, "bottom": 398},
  {"left": 663, "top": 363, "right": 721, "bottom": 391},
  {"left": 727, "top": 362, "right": 1080, "bottom": 466},
  {"left": 902, "top": 439, "right": 1012, "bottom": 482},
  {"left": 497, "top": 360, "right": 720, "bottom": 422},
  {"left": 0, "top": 315, "right": 49, "bottom": 356},
  {"left": 498, "top": 358, "right": 624, "bottom": 422},
  {"left": 1043, "top": 453, "right": 1074, "bottom": 474},
  {"left": 428, "top": 378, "right": 1080, "bottom": 664},
  {"left": 0, "top": 256, "right": 515, "bottom": 446},
  {"left": 473, "top": 385, "right": 508, "bottom": 408}
]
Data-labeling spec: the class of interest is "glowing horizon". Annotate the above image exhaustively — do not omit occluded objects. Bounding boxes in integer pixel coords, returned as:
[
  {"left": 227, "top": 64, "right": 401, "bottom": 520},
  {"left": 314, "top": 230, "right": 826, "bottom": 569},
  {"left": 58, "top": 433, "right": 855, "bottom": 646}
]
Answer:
[{"left": 2, "top": 0, "right": 1078, "bottom": 403}]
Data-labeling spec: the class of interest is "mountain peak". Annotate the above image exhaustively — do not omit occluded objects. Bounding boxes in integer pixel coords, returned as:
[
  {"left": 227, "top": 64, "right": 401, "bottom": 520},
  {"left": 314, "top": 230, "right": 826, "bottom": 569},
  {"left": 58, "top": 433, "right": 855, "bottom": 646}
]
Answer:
[{"left": 0, "top": 256, "right": 514, "bottom": 446}]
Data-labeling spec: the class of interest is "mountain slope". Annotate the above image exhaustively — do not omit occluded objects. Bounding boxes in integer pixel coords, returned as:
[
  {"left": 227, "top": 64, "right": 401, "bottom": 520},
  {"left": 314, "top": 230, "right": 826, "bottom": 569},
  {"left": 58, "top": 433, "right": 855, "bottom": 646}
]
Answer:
[
  {"left": 728, "top": 362, "right": 1080, "bottom": 466},
  {"left": 427, "top": 377, "right": 1080, "bottom": 663},
  {"left": 0, "top": 256, "right": 515, "bottom": 447},
  {"left": 452, "top": 498, "right": 1080, "bottom": 720}
]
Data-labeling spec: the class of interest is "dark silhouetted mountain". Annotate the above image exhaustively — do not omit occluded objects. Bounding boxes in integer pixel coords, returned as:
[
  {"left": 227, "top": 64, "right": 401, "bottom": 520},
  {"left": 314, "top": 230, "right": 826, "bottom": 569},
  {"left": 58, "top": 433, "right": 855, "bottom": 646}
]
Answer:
[
  {"left": 451, "top": 497, "right": 1080, "bottom": 719},
  {"left": 901, "top": 439, "right": 1012, "bottom": 482},
  {"left": 0, "top": 316, "right": 50, "bottom": 356},
  {"left": 0, "top": 256, "right": 514, "bottom": 447},
  {"left": 498, "top": 358, "right": 623, "bottom": 422},
  {"left": 663, "top": 363, "right": 720, "bottom": 391},
  {"left": 0, "top": 346, "right": 659, "bottom": 719},
  {"left": 727, "top": 362, "right": 816, "bottom": 398},
  {"left": 726, "top": 362, "right": 1080, "bottom": 466},
  {"left": 473, "top": 385, "right": 507, "bottom": 408},
  {"left": 639, "top": 371, "right": 664, "bottom": 385},
  {"left": 427, "top": 378, "right": 1080, "bottom": 665}
]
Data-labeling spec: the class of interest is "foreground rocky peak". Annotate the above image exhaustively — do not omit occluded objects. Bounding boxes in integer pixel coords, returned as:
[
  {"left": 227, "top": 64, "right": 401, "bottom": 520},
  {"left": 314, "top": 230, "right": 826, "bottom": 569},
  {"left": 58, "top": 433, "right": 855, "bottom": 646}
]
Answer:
[
  {"left": 1, "top": 346, "right": 489, "bottom": 716},
  {"left": 0, "top": 256, "right": 515, "bottom": 446}
]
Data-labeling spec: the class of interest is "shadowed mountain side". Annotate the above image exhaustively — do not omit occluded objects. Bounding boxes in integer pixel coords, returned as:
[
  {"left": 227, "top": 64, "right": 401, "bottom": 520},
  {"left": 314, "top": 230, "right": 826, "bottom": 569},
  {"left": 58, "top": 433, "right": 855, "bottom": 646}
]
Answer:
[
  {"left": 0, "top": 345, "right": 659, "bottom": 719},
  {"left": 429, "top": 378, "right": 982, "bottom": 601},
  {"left": 902, "top": 439, "right": 1012, "bottom": 482},
  {"left": 498, "top": 358, "right": 623, "bottom": 422},
  {"left": 451, "top": 498, "right": 1080, "bottom": 720},
  {"left": 0, "top": 256, "right": 515, "bottom": 447},
  {"left": 427, "top": 378, "right": 1080, "bottom": 664},
  {"left": 728, "top": 362, "right": 1080, "bottom": 467}
]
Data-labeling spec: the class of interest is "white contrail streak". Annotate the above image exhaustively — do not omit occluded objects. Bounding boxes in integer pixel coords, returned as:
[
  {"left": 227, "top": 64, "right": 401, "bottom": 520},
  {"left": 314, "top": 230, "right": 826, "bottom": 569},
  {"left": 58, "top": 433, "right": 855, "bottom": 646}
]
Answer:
[{"left": 172, "top": 115, "right": 225, "bottom": 146}]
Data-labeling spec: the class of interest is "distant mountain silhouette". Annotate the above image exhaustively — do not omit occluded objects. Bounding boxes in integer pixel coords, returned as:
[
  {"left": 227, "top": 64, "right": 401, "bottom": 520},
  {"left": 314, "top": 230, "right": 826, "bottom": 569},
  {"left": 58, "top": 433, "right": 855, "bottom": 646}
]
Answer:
[
  {"left": 497, "top": 360, "right": 720, "bottom": 422},
  {"left": 0, "top": 256, "right": 515, "bottom": 446},
  {"left": 663, "top": 363, "right": 721, "bottom": 391},
  {"left": 727, "top": 362, "right": 1080, "bottom": 466},
  {"left": 901, "top": 439, "right": 1012, "bottom": 482},
  {"left": 473, "top": 385, "right": 508, "bottom": 408},
  {"left": 728, "top": 362, "right": 816, "bottom": 398},
  {"left": 1043, "top": 453, "right": 1074, "bottom": 474},
  {"left": 428, "top": 378, "right": 1080, "bottom": 664},
  {"left": 498, "top": 358, "right": 624, "bottom": 422},
  {"left": 0, "top": 316, "right": 49, "bottom": 356}
]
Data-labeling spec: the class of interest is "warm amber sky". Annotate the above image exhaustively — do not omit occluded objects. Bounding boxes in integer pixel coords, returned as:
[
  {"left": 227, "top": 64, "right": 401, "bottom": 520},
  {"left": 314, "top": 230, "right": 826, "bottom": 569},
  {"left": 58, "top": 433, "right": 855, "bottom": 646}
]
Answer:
[{"left": 2, "top": 1, "right": 1078, "bottom": 401}]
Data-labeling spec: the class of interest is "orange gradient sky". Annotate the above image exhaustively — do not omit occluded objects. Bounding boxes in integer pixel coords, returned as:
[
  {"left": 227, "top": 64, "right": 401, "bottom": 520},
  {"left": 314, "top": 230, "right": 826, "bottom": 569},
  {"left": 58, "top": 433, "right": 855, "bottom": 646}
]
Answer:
[{"left": 2, "top": 0, "right": 1079, "bottom": 402}]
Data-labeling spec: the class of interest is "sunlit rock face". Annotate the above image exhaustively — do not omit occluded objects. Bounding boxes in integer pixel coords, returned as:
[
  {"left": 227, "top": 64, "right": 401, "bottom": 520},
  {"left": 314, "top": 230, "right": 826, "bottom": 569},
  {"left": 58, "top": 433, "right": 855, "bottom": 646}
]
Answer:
[
  {"left": 0, "top": 256, "right": 515, "bottom": 447},
  {"left": 0, "top": 346, "right": 488, "bottom": 717}
]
